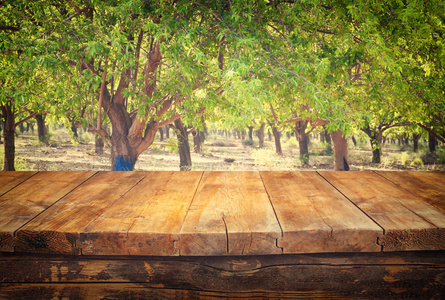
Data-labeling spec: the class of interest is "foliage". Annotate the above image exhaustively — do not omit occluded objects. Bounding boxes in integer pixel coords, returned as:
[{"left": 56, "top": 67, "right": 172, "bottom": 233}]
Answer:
[
  {"left": 242, "top": 139, "right": 255, "bottom": 147},
  {"left": 165, "top": 138, "right": 179, "bottom": 154},
  {"left": 1, "top": 0, "right": 444, "bottom": 169}
]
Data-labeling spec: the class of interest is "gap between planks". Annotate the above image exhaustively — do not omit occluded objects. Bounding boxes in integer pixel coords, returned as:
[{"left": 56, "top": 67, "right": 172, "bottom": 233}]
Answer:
[
  {"left": 259, "top": 172, "right": 284, "bottom": 253},
  {"left": 316, "top": 170, "right": 386, "bottom": 237},
  {"left": 13, "top": 171, "right": 99, "bottom": 238}
]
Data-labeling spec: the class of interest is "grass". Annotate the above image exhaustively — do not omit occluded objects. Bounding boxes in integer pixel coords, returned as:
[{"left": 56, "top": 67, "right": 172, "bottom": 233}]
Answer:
[{"left": 0, "top": 147, "right": 34, "bottom": 171}]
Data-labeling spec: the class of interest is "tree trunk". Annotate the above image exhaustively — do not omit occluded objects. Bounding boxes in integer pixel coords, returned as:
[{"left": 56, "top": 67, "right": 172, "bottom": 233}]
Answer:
[
  {"left": 370, "top": 135, "right": 382, "bottom": 164},
  {"left": 247, "top": 126, "right": 254, "bottom": 140},
  {"left": 257, "top": 123, "right": 265, "bottom": 148},
  {"left": 192, "top": 129, "right": 204, "bottom": 153},
  {"left": 102, "top": 39, "right": 173, "bottom": 171},
  {"left": 429, "top": 132, "right": 437, "bottom": 153},
  {"left": 413, "top": 133, "right": 422, "bottom": 152},
  {"left": 108, "top": 102, "right": 139, "bottom": 171},
  {"left": 35, "top": 114, "right": 48, "bottom": 144},
  {"left": 71, "top": 123, "right": 78, "bottom": 138},
  {"left": 165, "top": 126, "right": 170, "bottom": 139},
  {"left": 351, "top": 136, "right": 357, "bottom": 147},
  {"left": 175, "top": 119, "right": 192, "bottom": 171},
  {"left": 67, "top": 116, "right": 78, "bottom": 138},
  {"left": 362, "top": 125, "right": 382, "bottom": 164},
  {"left": 1, "top": 102, "right": 16, "bottom": 171},
  {"left": 202, "top": 115, "right": 208, "bottom": 137},
  {"left": 159, "top": 127, "right": 164, "bottom": 141},
  {"left": 295, "top": 121, "right": 309, "bottom": 166},
  {"left": 95, "top": 135, "right": 104, "bottom": 154},
  {"left": 271, "top": 126, "right": 282, "bottom": 156},
  {"left": 330, "top": 130, "right": 349, "bottom": 171}
]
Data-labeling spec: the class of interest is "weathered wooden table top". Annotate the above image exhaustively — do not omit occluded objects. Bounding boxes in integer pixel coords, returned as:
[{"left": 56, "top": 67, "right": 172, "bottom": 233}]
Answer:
[{"left": 0, "top": 171, "right": 444, "bottom": 256}]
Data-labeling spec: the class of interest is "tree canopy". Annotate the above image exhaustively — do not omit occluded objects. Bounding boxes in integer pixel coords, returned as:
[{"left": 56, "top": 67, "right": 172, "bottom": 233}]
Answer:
[{"left": 1, "top": 0, "right": 444, "bottom": 170}]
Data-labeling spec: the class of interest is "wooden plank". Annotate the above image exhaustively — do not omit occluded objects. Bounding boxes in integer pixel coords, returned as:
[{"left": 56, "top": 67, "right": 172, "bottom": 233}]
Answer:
[
  {"left": 319, "top": 171, "right": 445, "bottom": 251},
  {"left": 15, "top": 172, "right": 146, "bottom": 255},
  {"left": 376, "top": 171, "right": 445, "bottom": 212},
  {"left": 79, "top": 171, "right": 203, "bottom": 256},
  {"left": 1, "top": 252, "right": 444, "bottom": 299},
  {"left": 0, "top": 171, "right": 36, "bottom": 196},
  {"left": 0, "top": 171, "right": 95, "bottom": 252},
  {"left": 261, "top": 171, "right": 382, "bottom": 253},
  {"left": 176, "top": 171, "right": 282, "bottom": 256}
]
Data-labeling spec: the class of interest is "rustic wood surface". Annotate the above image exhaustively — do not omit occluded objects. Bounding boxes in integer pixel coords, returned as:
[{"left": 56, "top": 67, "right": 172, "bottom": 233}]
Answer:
[
  {"left": 1, "top": 251, "right": 444, "bottom": 299},
  {"left": 14, "top": 172, "right": 146, "bottom": 254},
  {"left": 0, "top": 171, "right": 36, "bottom": 196},
  {"left": 177, "top": 171, "right": 282, "bottom": 255},
  {"left": 376, "top": 170, "right": 445, "bottom": 212},
  {"left": 261, "top": 171, "right": 382, "bottom": 253},
  {"left": 319, "top": 171, "right": 445, "bottom": 251},
  {"left": 80, "top": 171, "right": 203, "bottom": 256},
  {"left": 0, "top": 171, "right": 95, "bottom": 252},
  {"left": 0, "top": 171, "right": 444, "bottom": 255}
]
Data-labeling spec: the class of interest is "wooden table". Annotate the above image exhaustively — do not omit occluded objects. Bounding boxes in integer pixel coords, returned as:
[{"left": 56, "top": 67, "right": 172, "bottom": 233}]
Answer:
[{"left": 1, "top": 171, "right": 444, "bottom": 299}]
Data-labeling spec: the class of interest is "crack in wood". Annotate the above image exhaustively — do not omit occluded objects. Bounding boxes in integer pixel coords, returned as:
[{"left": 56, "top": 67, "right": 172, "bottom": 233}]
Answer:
[{"left": 222, "top": 216, "right": 229, "bottom": 254}]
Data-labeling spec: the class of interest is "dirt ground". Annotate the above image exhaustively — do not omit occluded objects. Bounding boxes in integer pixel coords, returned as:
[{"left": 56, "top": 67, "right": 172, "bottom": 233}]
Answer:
[{"left": 11, "top": 127, "right": 445, "bottom": 172}]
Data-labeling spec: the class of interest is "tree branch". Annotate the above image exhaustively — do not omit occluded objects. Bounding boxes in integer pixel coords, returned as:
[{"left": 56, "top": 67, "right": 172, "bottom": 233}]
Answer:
[{"left": 15, "top": 111, "right": 47, "bottom": 127}]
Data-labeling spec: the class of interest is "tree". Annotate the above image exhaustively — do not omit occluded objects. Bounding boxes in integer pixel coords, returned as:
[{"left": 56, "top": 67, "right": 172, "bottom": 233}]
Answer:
[
  {"left": 330, "top": 130, "right": 349, "bottom": 171},
  {"left": 0, "top": 1, "right": 66, "bottom": 170},
  {"left": 3, "top": 0, "right": 444, "bottom": 172}
]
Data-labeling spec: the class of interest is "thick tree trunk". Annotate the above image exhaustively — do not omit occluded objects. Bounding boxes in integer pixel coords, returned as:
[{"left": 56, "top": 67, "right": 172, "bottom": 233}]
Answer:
[
  {"left": 35, "top": 114, "right": 48, "bottom": 144},
  {"left": 175, "top": 119, "right": 192, "bottom": 171},
  {"left": 295, "top": 121, "right": 309, "bottom": 166},
  {"left": 1, "top": 103, "right": 16, "bottom": 171},
  {"left": 330, "top": 130, "right": 349, "bottom": 171},
  {"left": 413, "top": 133, "right": 422, "bottom": 152},
  {"left": 108, "top": 102, "right": 138, "bottom": 171},
  {"left": 271, "top": 126, "right": 282, "bottom": 156},
  {"left": 429, "top": 132, "right": 437, "bottom": 153},
  {"left": 257, "top": 123, "right": 265, "bottom": 148}
]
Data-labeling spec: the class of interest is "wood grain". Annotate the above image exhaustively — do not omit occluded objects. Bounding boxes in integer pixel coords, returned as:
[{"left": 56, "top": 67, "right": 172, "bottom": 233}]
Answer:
[
  {"left": 261, "top": 171, "right": 382, "bottom": 253},
  {"left": 15, "top": 172, "right": 145, "bottom": 254},
  {"left": 80, "top": 171, "right": 203, "bottom": 256},
  {"left": 376, "top": 171, "right": 445, "bottom": 212},
  {"left": 0, "top": 171, "right": 95, "bottom": 252},
  {"left": 0, "top": 171, "right": 36, "bottom": 196},
  {"left": 1, "top": 252, "right": 444, "bottom": 299},
  {"left": 176, "top": 171, "right": 282, "bottom": 256},
  {"left": 319, "top": 171, "right": 445, "bottom": 251}
]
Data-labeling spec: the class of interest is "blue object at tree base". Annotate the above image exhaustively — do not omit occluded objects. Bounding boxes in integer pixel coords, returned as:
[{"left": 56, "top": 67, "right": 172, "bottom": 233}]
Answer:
[{"left": 114, "top": 156, "right": 135, "bottom": 171}]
